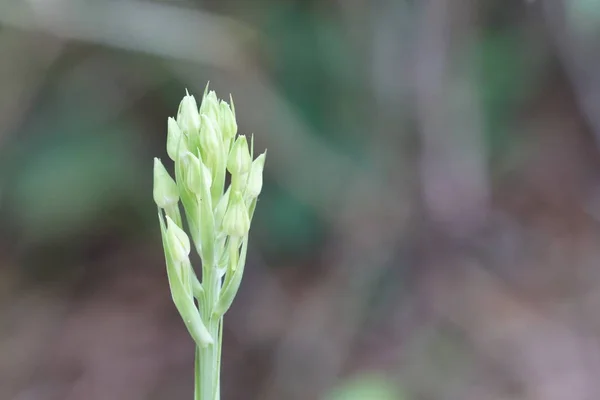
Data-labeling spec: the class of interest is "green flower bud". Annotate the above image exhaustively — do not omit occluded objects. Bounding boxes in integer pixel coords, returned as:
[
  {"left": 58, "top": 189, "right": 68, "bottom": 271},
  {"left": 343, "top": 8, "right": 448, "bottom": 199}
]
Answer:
[
  {"left": 153, "top": 158, "right": 179, "bottom": 208},
  {"left": 177, "top": 91, "right": 201, "bottom": 138},
  {"left": 200, "top": 90, "right": 220, "bottom": 123},
  {"left": 215, "top": 187, "right": 231, "bottom": 230},
  {"left": 219, "top": 100, "right": 237, "bottom": 142},
  {"left": 167, "top": 117, "right": 184, "bottom": 161},
  {"left": 199, "top": 114, "right": 222, "bottom": 168},
  {"left": 246, "top": 152, "right": 266, "bottom": 199},
  {"left": 227, "top": 135, "right": 251, "bottom": 177},
  {"left": 166, "top": 215, "right": 190, "bottom": 264},
  {"left": 222, "top": 191, "right": 250, "bottom": 237},
  {"left": 186, "top": 152, "right": 212, "bottom": 196}
]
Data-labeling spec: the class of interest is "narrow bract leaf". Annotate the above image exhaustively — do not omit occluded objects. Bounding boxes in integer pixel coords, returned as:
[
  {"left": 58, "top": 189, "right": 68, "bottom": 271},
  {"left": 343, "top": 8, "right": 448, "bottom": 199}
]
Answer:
[{"left": 213, "top": 236, "right": 249, "bottom": 317}]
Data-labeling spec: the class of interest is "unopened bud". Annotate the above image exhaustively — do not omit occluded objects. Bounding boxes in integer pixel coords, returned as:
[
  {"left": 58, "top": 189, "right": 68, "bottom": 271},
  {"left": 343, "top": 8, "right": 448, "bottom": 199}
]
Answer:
[
  {"left": 167, "top": 117, "right": 184, "bottom": 161},
  {"left": 219, "top": 100, "right": 237, "bottom": 142},
  {"left": 153, "top": 158, "right": 179, "bottom": 208},
  {"left": 166, "top": 215, "right": 190, "bottom": 263},
  {"left": 227, "top": 135, "right": 251, "bottom": 177},
  {"left": 199, "top": 114, "right": 222, "bottom": 168},
  {"left": 177, "top": 91, "right": 201, "bottom": 138},
  {"left": 200, "top": 90, "right": 220, "bottom": 123},
  {"left": 222, "top": 192, "right": 250, "bottom": 237},
  {"left": 186, "top": 152, "right": 212, "bottom": 196},
  {"left": 215, "top": 187, "right": 231, "bottom": 229},
  {"left": 246, "top": 152, "right": 266, "bottom": 198}
]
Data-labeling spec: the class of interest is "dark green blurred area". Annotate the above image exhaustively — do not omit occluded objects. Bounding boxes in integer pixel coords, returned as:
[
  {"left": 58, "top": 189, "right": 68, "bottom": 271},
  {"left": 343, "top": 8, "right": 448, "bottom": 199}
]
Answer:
[{"left": 2, "top": 1, "right": 600, "bottom": 399}]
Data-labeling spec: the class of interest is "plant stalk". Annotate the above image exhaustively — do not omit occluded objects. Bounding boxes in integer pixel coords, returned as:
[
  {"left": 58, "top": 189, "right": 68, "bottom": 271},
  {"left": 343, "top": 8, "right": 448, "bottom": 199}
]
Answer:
[{"left": 196, "top": 268, "right": 222, "bottom": 400}]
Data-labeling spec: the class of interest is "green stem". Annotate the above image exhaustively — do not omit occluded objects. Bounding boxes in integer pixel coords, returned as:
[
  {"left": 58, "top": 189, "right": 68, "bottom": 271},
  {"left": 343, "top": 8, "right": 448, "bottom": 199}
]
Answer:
[
  {"left": 198, "top": 269, "right": 222, "bottom": 400},
  {"left": 195, "top": 346, "right": 201, "bottom": 400},
  {"left": 215, "top": 318, "right": 223, "bottom": 399}
]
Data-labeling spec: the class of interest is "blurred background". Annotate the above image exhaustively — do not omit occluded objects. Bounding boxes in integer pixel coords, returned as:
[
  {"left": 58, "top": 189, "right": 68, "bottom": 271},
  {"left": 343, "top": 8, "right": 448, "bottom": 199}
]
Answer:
[{"left": 3, "top": 0, "right": 600, "bottom": 399}]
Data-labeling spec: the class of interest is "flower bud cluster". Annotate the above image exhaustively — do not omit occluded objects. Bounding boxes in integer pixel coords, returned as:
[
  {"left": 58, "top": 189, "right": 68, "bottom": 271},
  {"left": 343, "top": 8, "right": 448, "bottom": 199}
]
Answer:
[{"left": 153, "top": 86, "right": 266, "bottom": 347}]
